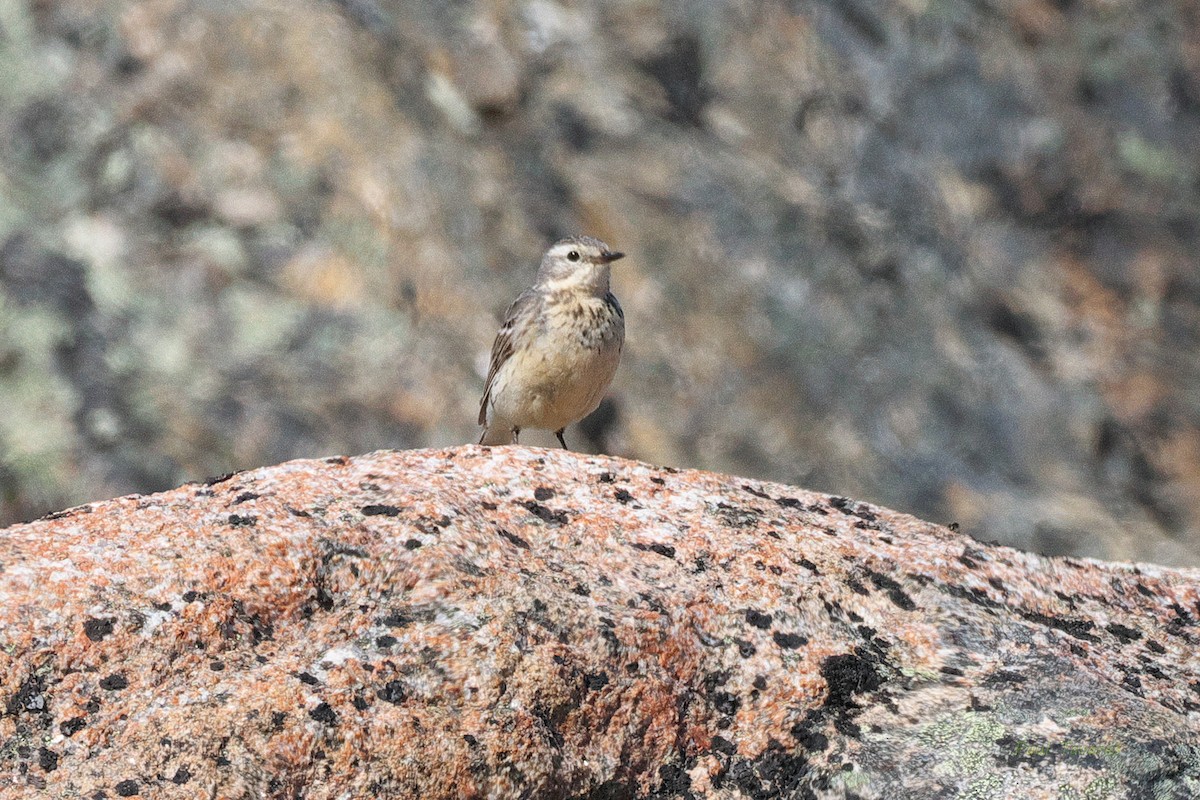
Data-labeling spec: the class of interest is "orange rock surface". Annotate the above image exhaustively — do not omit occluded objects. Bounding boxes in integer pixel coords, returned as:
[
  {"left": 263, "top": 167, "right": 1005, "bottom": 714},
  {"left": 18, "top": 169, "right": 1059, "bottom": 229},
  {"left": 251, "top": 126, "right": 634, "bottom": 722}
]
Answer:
[{"left": 1, "top": 447, "right": 1197, "bottom": 798}]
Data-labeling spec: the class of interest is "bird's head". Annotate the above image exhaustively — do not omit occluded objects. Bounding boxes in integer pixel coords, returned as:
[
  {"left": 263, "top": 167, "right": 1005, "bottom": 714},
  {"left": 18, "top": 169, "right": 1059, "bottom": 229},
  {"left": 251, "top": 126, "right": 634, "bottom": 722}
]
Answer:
[{"left": 535, "top": 235, "right": 624, "bottom": 293}]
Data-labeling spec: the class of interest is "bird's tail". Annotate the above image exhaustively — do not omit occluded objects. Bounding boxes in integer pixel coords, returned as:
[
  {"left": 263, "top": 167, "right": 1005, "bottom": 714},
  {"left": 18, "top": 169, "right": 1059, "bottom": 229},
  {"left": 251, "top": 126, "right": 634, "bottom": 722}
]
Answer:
[{"left": 479, "top": 425, "right": 515, "bottom": 446}]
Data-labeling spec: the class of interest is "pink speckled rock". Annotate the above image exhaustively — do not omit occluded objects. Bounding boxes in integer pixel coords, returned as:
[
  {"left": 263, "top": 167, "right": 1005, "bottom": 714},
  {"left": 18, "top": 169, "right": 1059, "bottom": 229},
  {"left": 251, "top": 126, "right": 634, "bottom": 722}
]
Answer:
[{"left": 1, "top": 447, "right": 1198, "bottom": 799}]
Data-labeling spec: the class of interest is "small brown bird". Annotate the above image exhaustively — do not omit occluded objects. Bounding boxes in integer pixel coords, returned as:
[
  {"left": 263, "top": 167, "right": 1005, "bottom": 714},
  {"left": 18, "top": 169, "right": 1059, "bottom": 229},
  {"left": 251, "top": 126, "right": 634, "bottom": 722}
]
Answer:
[{"left": 478, "top": 236, "right": 625, "bottom": 448}]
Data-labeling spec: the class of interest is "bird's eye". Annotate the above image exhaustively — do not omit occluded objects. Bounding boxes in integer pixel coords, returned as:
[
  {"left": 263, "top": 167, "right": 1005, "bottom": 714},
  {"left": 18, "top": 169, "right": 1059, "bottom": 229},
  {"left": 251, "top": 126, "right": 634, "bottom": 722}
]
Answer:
[{"left": 566, "top": 250, "right": 580, "bottom": 262}]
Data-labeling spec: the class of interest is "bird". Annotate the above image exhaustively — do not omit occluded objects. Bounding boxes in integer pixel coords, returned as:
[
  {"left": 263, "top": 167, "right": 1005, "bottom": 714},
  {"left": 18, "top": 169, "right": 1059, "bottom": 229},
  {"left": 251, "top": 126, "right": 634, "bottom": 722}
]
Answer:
[{"left": 478, "top": 235, "right": 626, "bottom": 449}]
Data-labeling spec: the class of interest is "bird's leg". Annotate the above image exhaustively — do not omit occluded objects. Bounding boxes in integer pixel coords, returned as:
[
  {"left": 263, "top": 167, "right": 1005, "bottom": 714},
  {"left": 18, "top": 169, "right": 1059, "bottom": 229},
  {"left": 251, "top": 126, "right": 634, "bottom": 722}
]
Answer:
[
  {"left": 555, "top": 429, "right": 568, "bottom": 449},
  {"left": 513, "top": 427, "right": 520, "bottom": 444}
]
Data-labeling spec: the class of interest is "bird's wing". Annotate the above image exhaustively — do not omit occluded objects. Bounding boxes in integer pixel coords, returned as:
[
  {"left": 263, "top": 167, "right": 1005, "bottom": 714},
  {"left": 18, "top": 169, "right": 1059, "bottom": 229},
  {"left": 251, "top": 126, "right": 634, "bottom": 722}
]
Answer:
[{"left": 479, "top": 289, "right": 540, "bottom": 426}]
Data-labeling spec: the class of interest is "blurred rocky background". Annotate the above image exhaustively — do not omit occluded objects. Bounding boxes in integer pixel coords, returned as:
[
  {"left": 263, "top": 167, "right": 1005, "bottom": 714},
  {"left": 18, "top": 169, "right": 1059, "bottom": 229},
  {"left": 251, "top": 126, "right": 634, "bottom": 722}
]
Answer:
[{"left": 1, "top": 0, "right": 1198, "bottom": 565}]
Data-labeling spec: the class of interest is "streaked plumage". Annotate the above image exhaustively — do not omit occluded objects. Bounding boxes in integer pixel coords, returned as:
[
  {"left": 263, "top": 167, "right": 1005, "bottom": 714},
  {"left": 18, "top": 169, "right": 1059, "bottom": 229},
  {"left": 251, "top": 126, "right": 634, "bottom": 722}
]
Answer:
[{"left": 479, "top": 236, "right": 625, "bottom": 448}]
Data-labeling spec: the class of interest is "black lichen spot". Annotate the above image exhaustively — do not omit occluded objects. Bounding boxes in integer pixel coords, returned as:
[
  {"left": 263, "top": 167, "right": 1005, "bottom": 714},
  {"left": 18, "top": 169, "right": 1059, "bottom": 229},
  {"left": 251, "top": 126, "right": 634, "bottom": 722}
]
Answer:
[
  {"left": 716, "top": 502, "right": 760, "bottom": 528},
  {"left": 324, "top": 456, "right": 349, "bottom": 466},
  {"left": 481, "top": 501, "right": 497, "bottom": 510},
  {"left": 1053, "top": 590, "right": 1077, "bottom": 606},
  {"left": 614, "top": 488, "right": 635, "bottom": 504},
  {"left": 309, "top": 702, "right": 338, "bottom": 724},
  {"left": 598, "top": 472, "right": 616, "bottom": 484},
  {"left": 99, "top": 674, "right": 127, "bottom": 691},
  {"left": 715, "top": 740, "right": 810, "bottom": 798},
  {"left": 940, "top": 665, "right": 964, "bottom": 677},
  {"left": 598, "top": 627, "right": 621, "bottom": 655},
  {"left": 362, "top": 504, "right": 402, "bottom": 517},
  {"left": 498, "top": 529, "right": 531, "bottom": 550},
  {"left": 1146, "top": 640, "right": 1166, "bottom": 654},
  {"left": 735, "top": 639, "right": 756, "bottom": 658},
  {"left": 170, "top": 767, "right": 191, "bottom": 784},
  {"left": 404, "top": 539, "right": 422, "bottom": 550},
  {"left": 1107, "top": 623, "right": 1143, "bottom": 644},
  {"left": 519, "top": 500, "right": 569, "bottom": 525},
  {"left": 745, "top": 609, "right": 773, "bottom": 629},
  {"left": 415, "top": 514, "right": 452, "bottom": 535},
  {"left": 204, "top": 471, "right": 237, "bottom": 486},
  {"left": 37, "top": 747, "right": 57, "bottom": 772},
  {"left": 378, "top": 610, "right": 412, "bottom": 629},
  {"left": 958, "top": 554, "right": 978, "bottom": 568},
  {"left": 1169, "top": 603, "right": 1196, "bottom": 626},
  {"left": 821, "top": 648, "right": 885, "bottom": 710},
  {"left": 297, "top": 672, "right": 320, "bottom": 686},
  {"left": 983, "top": 670, "right": 1026, "bottom": 686},
  {"left": 795, "top": 726, "right": 829, "bottom": 752},
  {"left": 181, "top": 590, "right": 200, "bottom": 603},
  {"left": 742, "top": 484, "right": 771, "bottom": 499},
  {"left": 773, "top": 632, "right": 808, "bottom": 649},
  {"left": 828, "top": 496, "right": 852, "bottom": 512},
  {"left": 233, "top": 492, "right": 260, "bottom": 504},
  {"left": 1142, "top": 663, "right": 1168, "bottom": 681},
  {"left": 774, "top": 496, "right": 804, "bottom": 510},
  {"left": 845, "top": 577, "right": 869, "bottom": 596},
  {"left": 941, "top": 583, "right": 1005, "bottom": 611},
  {"left": 867, "top": 571, "right": 917, "bottom": 610},
  {"left": 1018, "top": 610, "right": 1100, "bottom": 642},
  {"left": 84, "top": 617, "right": 114, "bottom": 642},
  {"left": 852, "top": 507, "right": 877, "bottom": 522},
  {"left": 797, "top": 558, "right": 819, "bottom": 573},
  {"left": 584, "top": 672, "right": 610, "bottom": 691},
  {"left": 376, "top": 635, "right": 397, "bottom": 648},
  {"left": 631, "top": 541, "right": 676, "bottom": 558},
  {"left": 60, "top": 717, "right": 86, "bottom": 737},
  {"left": 453, "top": 557, "right": 483, "bottom": 577},
  {"left": 711, "top": 735, "right": 738, "bottom": 755},
  {"left": 650, "top": 476, "right": 665, "bottom": 485},
  {"left": 377, "top": 680, "right": 407, "bottom": 704},
  {"left": 533, "top": 486, "right": 555, "bottom": 502},
  {"left": 114, "top": 780, "right": 139, "bottom": 797},
  {"left": 227, "top": 514, "right": 256, "bottom": 528},
  {"left": 711, "top": 691, "right": 740, "bottom": 716},
  {"left": 312, "top": 585, "right": 335, "bottom": 613},
  {"left": 209, "top": 661, "right": 225, "bottom": 671}
]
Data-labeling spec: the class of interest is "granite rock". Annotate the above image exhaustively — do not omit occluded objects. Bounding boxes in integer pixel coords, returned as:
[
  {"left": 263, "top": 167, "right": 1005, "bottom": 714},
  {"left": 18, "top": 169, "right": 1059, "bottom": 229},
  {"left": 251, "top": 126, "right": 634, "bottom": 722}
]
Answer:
[
  {"left": 1, "top": 446, "right": 1198, "bottom": 798},
  {"left": 1, "top": 0, "right": 1199, "bottom": 564}
]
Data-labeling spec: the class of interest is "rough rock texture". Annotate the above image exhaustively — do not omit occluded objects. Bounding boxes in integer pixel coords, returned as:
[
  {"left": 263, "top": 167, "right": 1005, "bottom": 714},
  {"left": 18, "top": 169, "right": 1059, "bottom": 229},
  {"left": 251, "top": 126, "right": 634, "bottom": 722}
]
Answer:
[
  {"left": 1, "top": 0, "right": 1199, "bottom": 564},
  {"left": 1, "top": 447, "right": 1198, "bottom": 799}
]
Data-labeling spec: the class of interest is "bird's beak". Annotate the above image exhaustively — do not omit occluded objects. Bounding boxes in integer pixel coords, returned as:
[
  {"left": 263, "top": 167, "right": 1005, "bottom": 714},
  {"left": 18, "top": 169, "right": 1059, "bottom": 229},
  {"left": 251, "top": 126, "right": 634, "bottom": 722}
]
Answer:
[{"left": 602, "top": 251, "right": 625, "bottom": 263}]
